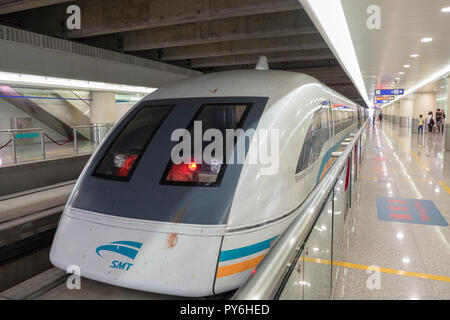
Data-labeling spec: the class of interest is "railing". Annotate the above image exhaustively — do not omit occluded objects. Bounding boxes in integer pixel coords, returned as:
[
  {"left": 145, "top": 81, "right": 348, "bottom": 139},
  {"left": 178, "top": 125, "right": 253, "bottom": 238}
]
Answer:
[
  {"left": 0, "top": 124, "right": 113, "bottom": 165},
  {"left": 0, "top": 128, "right": 45, "bottom": 164},
  {"left": 72, "top": 123, "right": 113, "bottom": 155},
  {"left": 233, "top": 119, "right": 369, "bottom": 300}
]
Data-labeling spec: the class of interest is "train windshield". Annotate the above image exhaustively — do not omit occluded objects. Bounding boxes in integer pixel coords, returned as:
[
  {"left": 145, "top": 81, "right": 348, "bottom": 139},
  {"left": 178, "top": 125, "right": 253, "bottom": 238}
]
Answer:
[
  {"left": 161, "top": 104, "right": 250, "bottom": 187},
  {"left": 94, "top": 106, "right": 173, "bottom": 180}
]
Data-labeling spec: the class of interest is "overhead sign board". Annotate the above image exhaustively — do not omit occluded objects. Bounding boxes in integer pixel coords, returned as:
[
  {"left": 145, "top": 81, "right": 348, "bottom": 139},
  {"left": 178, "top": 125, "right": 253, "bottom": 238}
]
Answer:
[
  {"left": 375, "top": 89, "right": 404, "bottom": 96},
  {"left": 375, "top": 96, "right": 395, "bottom": 104},
  {"left": 375, "top": 96, "right": 395, "bottom": 101}
]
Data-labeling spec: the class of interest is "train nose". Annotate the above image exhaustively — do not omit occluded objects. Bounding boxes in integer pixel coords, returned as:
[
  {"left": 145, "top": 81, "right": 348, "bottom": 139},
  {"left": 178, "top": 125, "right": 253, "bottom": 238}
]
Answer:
[{"left": 50, "top": 208, "right": 223, "bottom": 297}]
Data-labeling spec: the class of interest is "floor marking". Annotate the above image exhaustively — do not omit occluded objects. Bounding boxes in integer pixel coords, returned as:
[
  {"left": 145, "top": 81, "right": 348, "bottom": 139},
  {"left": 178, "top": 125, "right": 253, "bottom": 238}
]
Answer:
[
  {"left": 390, "top": 132, "right": 430, "bottom": 171},
  {"left": 438, "top": 180, "right": 450, "bottom": 195},
  {"left": 376, "top": 196, "right": 448, "bottom": 226},
  {"left": 386, "top": 132, "right": 450, "bottom": 195},
  {"left": 361, "top": 176, "right": 439, "bottom": 184},
  {"left": 300, "top": 257, "right": 450, "bottom": 283}
]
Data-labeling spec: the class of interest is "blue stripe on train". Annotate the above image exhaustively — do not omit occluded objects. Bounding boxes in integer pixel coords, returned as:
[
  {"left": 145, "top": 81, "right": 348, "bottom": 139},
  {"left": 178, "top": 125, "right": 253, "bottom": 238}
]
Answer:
[{"left": 219, "top": 236, "right": 278, "bottom": 262}]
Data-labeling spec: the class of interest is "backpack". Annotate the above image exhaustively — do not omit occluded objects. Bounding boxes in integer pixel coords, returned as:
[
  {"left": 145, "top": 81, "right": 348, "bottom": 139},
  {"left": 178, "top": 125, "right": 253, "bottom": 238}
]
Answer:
[{"left": 430, "top": 118, "right": 434, "bottom": 126}]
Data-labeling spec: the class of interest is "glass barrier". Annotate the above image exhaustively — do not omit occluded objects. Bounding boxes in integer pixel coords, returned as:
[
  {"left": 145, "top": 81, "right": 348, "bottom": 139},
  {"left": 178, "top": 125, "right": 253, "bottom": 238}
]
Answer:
[
  {"left": 278, "top": 249, "right": 305, "bottom": 300},
  {"left": 0, "top": 124, "right": 113, "bottom": 166},
  {"left": 303, "top": 193, "right": 333, "bottom": 299},
  {"left": 233, "top": 118, "right": 369, "bottom": 300},
  {"left": 15, "top": 130, "right": 43, "bottom": 163},
  {"left": 332, "top": 166, "right": 350, "bottom": 290}
]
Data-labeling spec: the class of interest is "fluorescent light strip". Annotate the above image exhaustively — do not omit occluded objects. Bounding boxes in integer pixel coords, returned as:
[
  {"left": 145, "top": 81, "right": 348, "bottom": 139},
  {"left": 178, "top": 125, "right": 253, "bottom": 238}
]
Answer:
[
  {"left": 382, "top": 64, "right": 450, "bottom": 108},
  {"left": 0, "top": 71, "right": 157, "bottom": 94},
  {"left": 300, "top": 0, "right": 371, "bottom": 108}
]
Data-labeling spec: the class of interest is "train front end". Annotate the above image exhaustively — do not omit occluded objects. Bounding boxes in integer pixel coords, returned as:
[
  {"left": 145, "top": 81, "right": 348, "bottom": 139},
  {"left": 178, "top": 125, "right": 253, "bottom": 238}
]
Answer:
[{"left": 50, "top": 96, "right": 267, "bottom": 296}]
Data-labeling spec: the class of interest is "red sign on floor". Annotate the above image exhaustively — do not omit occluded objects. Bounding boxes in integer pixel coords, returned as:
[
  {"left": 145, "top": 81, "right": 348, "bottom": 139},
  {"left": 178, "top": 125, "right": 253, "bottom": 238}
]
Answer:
[{"left": 376, "top": 197, "right": 447, "bottom": 226}]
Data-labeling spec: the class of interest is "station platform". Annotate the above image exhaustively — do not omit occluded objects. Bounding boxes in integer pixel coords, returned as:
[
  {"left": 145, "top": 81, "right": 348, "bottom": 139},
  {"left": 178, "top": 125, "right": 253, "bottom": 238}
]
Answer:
[
  {"left": 331, "top": 121, "right": 450, "bottom": 299},
  {"left": 0, "top": 141, "right": 94, "bottom": 167}
]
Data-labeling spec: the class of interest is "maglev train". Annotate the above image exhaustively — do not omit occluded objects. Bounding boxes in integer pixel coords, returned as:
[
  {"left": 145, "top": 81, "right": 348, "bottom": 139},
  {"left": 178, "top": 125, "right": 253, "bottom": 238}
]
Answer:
[{"left": 50, "top": 69, "right": 367, "bottom": 297}]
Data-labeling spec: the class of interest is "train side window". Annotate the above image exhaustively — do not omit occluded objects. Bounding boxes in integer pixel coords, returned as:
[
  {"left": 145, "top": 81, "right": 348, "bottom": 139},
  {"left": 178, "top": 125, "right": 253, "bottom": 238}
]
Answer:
[
  {"left": 94, "top": 105, "right": 173, "bottom": 180},
  {"left": 295, "top": 107, "right": 330, "bottom": 174},
  {"left": 161, "top": 104, "right": 251, "bottom": 187}
]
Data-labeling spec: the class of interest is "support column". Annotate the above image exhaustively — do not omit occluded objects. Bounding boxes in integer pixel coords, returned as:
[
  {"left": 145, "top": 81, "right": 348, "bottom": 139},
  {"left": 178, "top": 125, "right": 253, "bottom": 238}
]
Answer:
[
  {"left": 381, "top": 106, "right": 391, "bottom": 122},
  {"left": 392, "top": 101, "right": 400, "bottom": 124},
  {"left": 399, "top": 96, "right": 413, "bottom": 129},
  {"left": 89, "top": 91, "right": 116, "bottom": 144},
  {"left": 90, "top": 92, "right": 116, "bottom": 124},
  {"left": 413, "top": 92, "right": 437, "bottom": 134},
  {"left": 445, "top": 92, "right": 450, "bottom": 151},
  {"left": 388, "top": 104, "right": 394, "bottom": 122}
]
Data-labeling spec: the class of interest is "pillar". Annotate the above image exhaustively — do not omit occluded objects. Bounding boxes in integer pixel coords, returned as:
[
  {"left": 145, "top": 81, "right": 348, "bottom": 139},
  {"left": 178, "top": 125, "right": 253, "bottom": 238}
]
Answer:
[
  {"left": 413, "top": 92, "right": 436, "bottom": 135},
  {"left": 413, "top": 92, "right": 436, "bottom": 120},
  {"left": 90, "top": 91, "right": 116, "bottom": 124},
  {"left": 445, "top": 92, "right": 450, "bottom": 150},
  {"left": 89, "top": 91, "right": 116, "bottom": 144},
  {"left": 391, "top": 101, "right": 400, "bottom": 124},
  {"left": 399, "top": 96, "right": 413, "bottom": 128}
]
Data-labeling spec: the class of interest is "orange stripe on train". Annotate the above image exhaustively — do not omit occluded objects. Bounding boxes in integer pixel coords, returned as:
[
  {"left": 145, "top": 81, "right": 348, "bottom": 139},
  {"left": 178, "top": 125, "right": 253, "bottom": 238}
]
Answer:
[{"left": 216, "top": 254, "right": 265, "bottom": 278}]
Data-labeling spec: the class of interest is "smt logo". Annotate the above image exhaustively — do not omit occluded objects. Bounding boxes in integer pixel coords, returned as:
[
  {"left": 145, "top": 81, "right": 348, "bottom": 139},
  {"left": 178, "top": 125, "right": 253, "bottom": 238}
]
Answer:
[{"left": 95, "top": 241, "right": 142, "bottom": 271}]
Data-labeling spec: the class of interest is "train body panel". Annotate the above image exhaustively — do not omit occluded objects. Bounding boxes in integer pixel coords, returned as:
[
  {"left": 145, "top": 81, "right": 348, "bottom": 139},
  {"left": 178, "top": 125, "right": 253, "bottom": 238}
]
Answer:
[
  {"left": 50, "top": 69, "right": 367, "bottom": 296},
  {"left": 214, "top": 212, "right": 297, "bottom": 294},
  {"left": 50, "top": 207, "right": 224, "bottom": 297}
]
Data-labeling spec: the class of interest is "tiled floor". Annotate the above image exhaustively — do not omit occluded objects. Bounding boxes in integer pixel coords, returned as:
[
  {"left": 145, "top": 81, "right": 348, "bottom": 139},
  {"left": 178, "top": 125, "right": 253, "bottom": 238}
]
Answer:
[{"left": 332, "top": 121, "right": 450, "bottom": 299}]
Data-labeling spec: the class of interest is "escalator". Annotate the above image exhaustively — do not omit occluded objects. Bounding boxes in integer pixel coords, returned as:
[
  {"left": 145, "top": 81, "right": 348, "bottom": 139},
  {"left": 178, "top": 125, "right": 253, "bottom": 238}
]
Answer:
[{"left": 0, "top": 86, "right": 90, "bottom": 139}]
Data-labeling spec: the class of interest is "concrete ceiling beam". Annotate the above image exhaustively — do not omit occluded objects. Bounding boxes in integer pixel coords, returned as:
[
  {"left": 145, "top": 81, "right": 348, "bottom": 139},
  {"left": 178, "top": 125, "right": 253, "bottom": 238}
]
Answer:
[
  {"left": 123, "top": 10, "right": 316, "bottom": 51},
  {"left": 178, "top": 49, "right": 334, "bottom": 68},
  {"left": 66, "top": 0, "right": 302, "bottom": 39},
  {"left": 149, "top": 34, "right": 328, "bottom": 61},
  {"left": 0, "top": 0, "right": 71, "bottom": 15}
]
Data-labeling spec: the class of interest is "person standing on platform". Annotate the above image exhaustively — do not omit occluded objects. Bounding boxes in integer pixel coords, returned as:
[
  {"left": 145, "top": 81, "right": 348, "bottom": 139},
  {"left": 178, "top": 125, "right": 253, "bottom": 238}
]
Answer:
[
  {"left": 442, "top": 111, "right": 446, "bottom": 132},
  {"left": 418, "top": 115, "right": 424, "bottom": 135},
  {"left": 379, "top": 110, "right": 383, "bottom": 122},
  {"left": 427, "top": 111, "right": 434, "bottom": 133},
  {"left": 435, "top": 109, "right": 442, "bottom": 133}
]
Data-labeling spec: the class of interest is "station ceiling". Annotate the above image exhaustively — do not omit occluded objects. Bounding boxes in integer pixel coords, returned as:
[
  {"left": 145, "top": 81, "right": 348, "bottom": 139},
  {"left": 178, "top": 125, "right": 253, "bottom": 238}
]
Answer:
[
  {"left": 340, "top": 0, "right": 450, "bottom": 106},
  {"left": 0, "top": 0, "right": 366, "bottom": 105}
]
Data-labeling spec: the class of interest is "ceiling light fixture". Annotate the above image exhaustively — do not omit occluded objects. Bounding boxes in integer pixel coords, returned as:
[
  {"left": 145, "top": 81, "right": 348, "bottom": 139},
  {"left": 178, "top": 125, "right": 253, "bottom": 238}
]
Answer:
[
  {"left": 410, "top": 54, "right": 420, "bottom": 58},
  {"left": 399, "top": 72, "right": 405, "bottom": 75},
  {"left": 441, "top": 7, "right": 450, "bottom": 13},
  {"left": 421, "top": 37, "right": 433, "bottom": 43},
  {"left": 299, "top": 0, "right": 371, "bottom": 108},
  {"left": 403, "top": 65, "right": 411, "bottom": 68},
  {"left": 0, "top": 71, "right": 157, "bottom": 94}
]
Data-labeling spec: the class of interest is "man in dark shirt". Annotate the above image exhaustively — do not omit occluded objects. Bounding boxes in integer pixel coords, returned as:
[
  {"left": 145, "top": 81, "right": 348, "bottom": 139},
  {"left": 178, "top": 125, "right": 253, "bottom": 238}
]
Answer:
[{"left": 436, "top": 109, "right": 442, "bottom": 133}]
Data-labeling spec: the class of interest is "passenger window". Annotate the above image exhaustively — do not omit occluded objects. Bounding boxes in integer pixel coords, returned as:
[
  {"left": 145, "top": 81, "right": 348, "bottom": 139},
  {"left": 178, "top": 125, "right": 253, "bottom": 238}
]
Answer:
[
  {"left": 295, "top": 106, "right": 330, "bottom": 174},
  {"left": 94, "top": 105, "right": 173, "bottom": 180},
  {"left": 161, "top": 104, "right": 250, "bottom": 187}
]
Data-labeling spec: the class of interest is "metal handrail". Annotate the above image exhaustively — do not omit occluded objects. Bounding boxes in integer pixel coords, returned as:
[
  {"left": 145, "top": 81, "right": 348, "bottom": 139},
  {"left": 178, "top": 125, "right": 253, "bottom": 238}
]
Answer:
[
  {"left": 0, "top": 128, "right": 46, "bottom": 163},
  {"left": 71, "top": 124, "right": 110, "bottom": 129},
  {"left": 0, "top": 128, "right": 44, "bottom": 133},
  {"left": 232, "top": 118, "right": 369, "bottom": 300}
]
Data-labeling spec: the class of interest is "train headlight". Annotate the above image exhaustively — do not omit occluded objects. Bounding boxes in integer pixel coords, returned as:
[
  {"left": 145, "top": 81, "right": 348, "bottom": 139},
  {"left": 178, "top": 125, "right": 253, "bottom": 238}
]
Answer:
[{"left": 114, "top": 154, "right": 126, "bottom": 168}]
